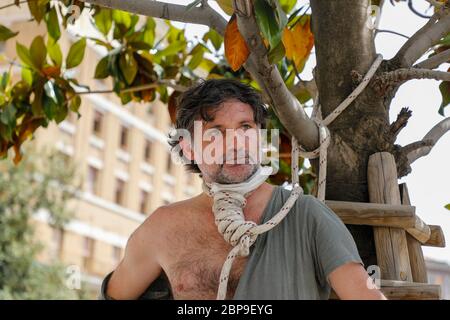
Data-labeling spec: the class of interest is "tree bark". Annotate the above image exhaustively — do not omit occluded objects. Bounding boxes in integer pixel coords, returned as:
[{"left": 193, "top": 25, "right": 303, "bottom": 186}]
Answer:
[{"left": 310, "top": 0, "right": 393, "bottom": 267}]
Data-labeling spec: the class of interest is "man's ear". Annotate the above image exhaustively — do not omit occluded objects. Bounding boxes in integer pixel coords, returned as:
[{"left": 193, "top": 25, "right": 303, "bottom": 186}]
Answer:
[{"left": 179, "top": 137, "right": 194, "bottom": 161}]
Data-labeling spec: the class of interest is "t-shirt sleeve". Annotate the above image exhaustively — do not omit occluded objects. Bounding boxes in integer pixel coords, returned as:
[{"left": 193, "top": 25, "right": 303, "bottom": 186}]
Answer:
[{"left": 304, "top": 195, "right": 364, "bottom": 287}]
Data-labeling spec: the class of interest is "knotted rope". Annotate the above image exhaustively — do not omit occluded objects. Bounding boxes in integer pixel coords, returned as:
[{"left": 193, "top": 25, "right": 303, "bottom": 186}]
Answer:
[
  {"left": 296, "top": 54, "right": 384, "bottom": 201},
  {"left": 201, "top": 54, "right": 384, "bottom": 300}
]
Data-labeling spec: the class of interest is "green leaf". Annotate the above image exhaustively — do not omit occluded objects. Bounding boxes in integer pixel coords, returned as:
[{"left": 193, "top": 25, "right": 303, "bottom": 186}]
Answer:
[
  {"left": 142, "top": 18, "right": 156, "bottom": 47},
  {"left": 94, "top": 8, "right": 112, "bottom": 36},
  {"left": 11, "top": 80, "right": 30, "bottom": 101},
  {"left": 30, "top": 36, "right": 47, "bottom": 70},
  {"left": 45, "top": 6, "right": 61, "bottom": 41},
  {"left": 0, "top": 24, "right": 18, "bottom": 42},
  {"left": 0, "top": 71, "right": 10, "bottom": 91},
  {"left": 27, "top": 0, "right": 49, "bottom": 23},
  {"left": 47, "top": 40, "right": 63, "bottom": 67},
  {"left": 445, "top": 203, "right": 450, "bottom": 210},
  {"left": 66, "top": 38, "right": 86, "bottom": 69},
  {"left": 112, "top": 10, "right": 132, "bottom": 28},
  {"left": 438, "top": 33, "right": 450, "bottom": 46},
  {"left": 188, "top": 47, "right": 205, "bottom": 70},
  {"left": 438, "top": 81, "right": 450, "bottom": 116},
  {"left": 16, "top": 42, "right": 34, "bottom": 68},
  {"left": 268, "top": 41, "right": 286, "bottom": 64},
  {"left": 154, "top": 40, "right": 186, "bottom": 61},
  {"left": 0, "top": 103, "right": 16, "bottom": 126},
  {"left": 119, "top": 51, "right": 137, "bottom": 85},
  {"left": 21, "top": 68, "right": 33, "bottom": 86},
  {"left": 203, "top": 29, "right": 223, "bottom": 51},
  {"left": 69, "top": 95, "right": 81, "bottom": 113},
  {"left": 279, "top": 0, "right": 297, "bottom": 14},
  {"left": 43, "top": 94, "right": 57, "bottom": 120},
  {"left": 128, "top": 41, "right": 152, "bottom": 50},
  {"left": 254, "top": 0, "right": 287, "bottom": 49},
  {"left": 30, "top": 77, "right": 45, "bottom": 116},
  {"left": 94, "top": 56, "right": 109, "bottom": 79}
]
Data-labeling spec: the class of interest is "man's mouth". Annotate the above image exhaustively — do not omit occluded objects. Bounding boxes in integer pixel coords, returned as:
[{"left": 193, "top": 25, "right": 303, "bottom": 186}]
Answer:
[{"left": 225, "top": 157, "right": 249, "bottom": 164}]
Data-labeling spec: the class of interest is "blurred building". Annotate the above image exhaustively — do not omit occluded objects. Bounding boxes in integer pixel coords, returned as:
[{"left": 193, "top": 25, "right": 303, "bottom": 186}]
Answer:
[
  {"left": 426, "top": 259, "right": 450, "bottom": 300},
  {"left": 1, "top": 6, "right": 202, "bottom": 297}
]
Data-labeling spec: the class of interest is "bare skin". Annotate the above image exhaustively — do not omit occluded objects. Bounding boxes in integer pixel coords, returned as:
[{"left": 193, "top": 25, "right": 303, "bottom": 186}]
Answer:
[
  {"left": 106, "top": 100, "right": 387, "bottom": 300},
  {"left": 107, "top": 182, "right": 275, "bottom": 299}
]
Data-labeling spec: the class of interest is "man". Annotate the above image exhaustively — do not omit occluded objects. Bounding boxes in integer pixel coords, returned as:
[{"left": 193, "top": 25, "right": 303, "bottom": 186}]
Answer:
[{"left": 100, "top": 79, "right": 387, "bottom": 300}]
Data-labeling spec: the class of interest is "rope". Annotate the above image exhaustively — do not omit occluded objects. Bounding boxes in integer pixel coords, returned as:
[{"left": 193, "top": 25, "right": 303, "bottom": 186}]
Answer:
[
  {"left": 201, "top": 54, "right": 384, "bottom": 300},
  {"left": 202, "top": 153, "right": 303, "bottom": 300},
  {"left": 296, "top": 54, "right": 384, "bottom": 201}
]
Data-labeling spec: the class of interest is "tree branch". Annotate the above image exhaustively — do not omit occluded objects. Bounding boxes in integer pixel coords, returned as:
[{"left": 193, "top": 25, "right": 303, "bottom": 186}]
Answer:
[
  {"left": 77, "top": 0, "right": 227, "bottom": 34},
  {"left": 414, "top": 48, "right": 450, "bottom": 69},
  {"left": 390, "top": 107, "right": 412, "bottom": 141},
  {"left": 379, "top": 67, "right": 450, "bottom": 82},
  {"left": 391, "top": 6, "right": 450, "bottom": 67},
  {"left": 405, "top": 117, "right": 450, "bottom": 164},
  {"left": 233, "top": 0, "right": 319, "bottom": 150},
  {"left": 75, "top": 79, "right": 188, "bottom": 95}
]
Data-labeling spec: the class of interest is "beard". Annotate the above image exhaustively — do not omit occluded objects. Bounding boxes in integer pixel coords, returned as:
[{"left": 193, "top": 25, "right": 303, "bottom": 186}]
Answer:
[{"left": 213, "top": 162, "right": 259, "bottom": 184}]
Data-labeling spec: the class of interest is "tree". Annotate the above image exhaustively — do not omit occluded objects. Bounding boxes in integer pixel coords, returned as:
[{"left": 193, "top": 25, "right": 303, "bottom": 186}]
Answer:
[
  {"left": 0, "top": 144, "right": 87, "bottom": 299},
  {"left": 0, "top": 0, "right": 449, "bottom": 267}
]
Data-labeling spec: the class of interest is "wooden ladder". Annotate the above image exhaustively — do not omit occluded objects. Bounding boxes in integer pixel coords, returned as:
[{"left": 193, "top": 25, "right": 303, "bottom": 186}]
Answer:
[{"left": 329, "top": 152, "right": 445, "bottom": 300}]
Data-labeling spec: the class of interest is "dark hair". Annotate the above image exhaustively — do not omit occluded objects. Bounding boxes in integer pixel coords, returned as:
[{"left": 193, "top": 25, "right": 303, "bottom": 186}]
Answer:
[{"left": 167, "top": 78, "right": 269, "bottom": 174}]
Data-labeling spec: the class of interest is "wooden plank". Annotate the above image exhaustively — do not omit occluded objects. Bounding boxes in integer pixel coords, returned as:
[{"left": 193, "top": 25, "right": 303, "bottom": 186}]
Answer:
[
  {"left": 406, "top": 216, "right": 431, "bottom": 244},
  {"left": 324, "top": 200, "right": 416, "bottom": 228},
  {"left": 330, "top": 281, "right": 441, "bottom": 300},
  {"left": 325, "top": 200, "right": 431, "bottom": 244},
  {"left": 424, "top": 225, "right": 446, "bottom": 247},
  {"left": 400, "top": 183, "right": 428, "bottom": 283},
  {"left": 379, "top": 283, "right": 441, "bottom": 300},
  {"left": 368, "top": 152, "right": 412, "bottom": 282}
]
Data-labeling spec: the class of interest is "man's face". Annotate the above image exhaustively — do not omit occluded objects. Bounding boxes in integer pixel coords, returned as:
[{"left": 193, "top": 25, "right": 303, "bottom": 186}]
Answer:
[{"left": 193, "top": 99, "right": 261, "bottom": 184}]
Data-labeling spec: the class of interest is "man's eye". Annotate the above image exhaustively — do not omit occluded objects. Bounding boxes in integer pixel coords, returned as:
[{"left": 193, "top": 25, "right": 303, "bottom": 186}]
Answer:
[{"left": 242, "top": 124, "right": 252, "bottom": 130}]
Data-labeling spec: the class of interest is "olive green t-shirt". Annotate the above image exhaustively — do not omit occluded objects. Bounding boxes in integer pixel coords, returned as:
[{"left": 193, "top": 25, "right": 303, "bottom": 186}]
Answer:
[{"left": 233, "top": 185, "right": 364, "bottom": 300}]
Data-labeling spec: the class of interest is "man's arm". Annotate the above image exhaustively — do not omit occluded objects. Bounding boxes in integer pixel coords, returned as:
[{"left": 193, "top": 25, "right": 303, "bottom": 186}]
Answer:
[
  {"left": 105, "top": 208, "right": 166, "bottom": 299},
  {"left": 328, "top": 262, "right": 387, "bottom": 300}
]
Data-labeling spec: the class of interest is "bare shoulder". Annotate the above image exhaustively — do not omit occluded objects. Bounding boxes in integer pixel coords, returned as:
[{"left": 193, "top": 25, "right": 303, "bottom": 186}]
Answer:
[{"left": 138, "top": 195, "right": 203, "bottom": 237}]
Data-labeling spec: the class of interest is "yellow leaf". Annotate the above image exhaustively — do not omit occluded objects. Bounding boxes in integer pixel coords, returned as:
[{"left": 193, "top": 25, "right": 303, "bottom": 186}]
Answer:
[
  {"left": 282, "top": 16, "right": 314, "bottom": 70},
  {"left": 224, "top": 14, "right": 250, "bottom": 71},
  {"left": 13, "top": 144, "right": 22, "bottom": 165},
  {"left": 217, "top": 0, "right": 234, "bottom": 16}
]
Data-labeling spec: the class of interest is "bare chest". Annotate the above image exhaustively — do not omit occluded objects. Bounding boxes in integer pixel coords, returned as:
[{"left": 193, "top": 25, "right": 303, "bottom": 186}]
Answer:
[{"left": 161, "top": 219, "right": 248, "bottom": 300}]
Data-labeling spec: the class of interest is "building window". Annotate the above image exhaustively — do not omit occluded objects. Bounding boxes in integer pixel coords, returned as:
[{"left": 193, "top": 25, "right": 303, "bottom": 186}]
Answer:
[
  {"left": 139, "top": 189, "right": 149, "bottom": 214},
  {"left": 112, "top": 246, "right": 122, "bottom": 265},
  {"left": 92, "top": 110, "right": 103, "bottom": 137},
  {"left": 86, "top": 166, "right": 100, "bottom": 195},
  {"left": 119, "top": 126, "right": 128, "bottom": 151},
  {"left": 82, "top": 237, "right": 95, "bottom": 271},
  {"left": 144, "top": 139, "right": 152, "bottom": 163},
  {"left": 167, "top": 155, "right": 173, "bottom": 174},
  {"left": 49, "top": 227, "right": 64, "bottom": 260},
  {"left": 114, "top": 178, "right": 126, "bottom": 206}
]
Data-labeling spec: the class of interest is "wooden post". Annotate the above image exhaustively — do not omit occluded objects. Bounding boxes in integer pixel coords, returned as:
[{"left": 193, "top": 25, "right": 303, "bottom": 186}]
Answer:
[
  {"left": 400, "top": 183, "right": 429, "bottom": 283},
  {"left": 368, "top": 152, "right": 413, "bottom": 281}
]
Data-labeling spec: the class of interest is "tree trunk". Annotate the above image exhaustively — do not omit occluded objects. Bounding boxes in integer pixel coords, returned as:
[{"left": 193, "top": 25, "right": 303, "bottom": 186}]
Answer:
[{"left": 310, "top": 0, "right": 394, "bottom": 267}]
